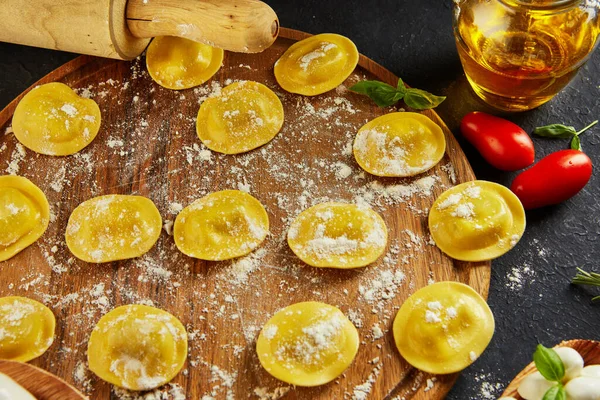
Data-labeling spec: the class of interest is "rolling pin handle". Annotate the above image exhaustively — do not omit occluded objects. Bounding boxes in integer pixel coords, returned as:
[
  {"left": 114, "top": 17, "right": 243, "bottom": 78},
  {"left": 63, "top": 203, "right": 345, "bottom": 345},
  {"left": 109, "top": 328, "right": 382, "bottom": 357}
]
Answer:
[{"left": 126, "top": 0, "right": 279, "bottom": 53}]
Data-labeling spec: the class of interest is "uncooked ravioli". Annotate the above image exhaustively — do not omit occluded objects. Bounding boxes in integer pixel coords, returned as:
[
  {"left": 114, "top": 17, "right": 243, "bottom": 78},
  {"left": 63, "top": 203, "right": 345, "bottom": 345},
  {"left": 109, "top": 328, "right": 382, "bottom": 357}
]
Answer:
[
  {"left": 0, "top": 175, "right": 49, "bottom": 262},
  {"left": 353, "top": 112, "right": 446, "bottom": 177},
  {"left": 256, "top": 301, "right": 359, "bottom": 386},
  {"left": 196, "top": 81, "right": 284, "bottom": 154},
  {"left": 174, "top": 190, "right": 269, "bottom": 260},
  {"left": 146, "top": 36, "right": 224, "bottom": 90},
  {"left": 428, "top": 180, "right": 525, "bottom": 261},
  {"left": 287, "top": 202, "right": 387, "bottom": 268},
  {"left": 392, "top": 282, "right": 495, "bottom": 374},
  {"left": 65, "top": 195, "right": 162, "bottom": 263},
  {"left": 12, "top": 82, "right": 101, "bottom": 156},
  {"left": 0, "top": 296, "right": 55, "bottom": 362},
  {"left": 274, "top": 33, "right": 359, "bottom": 96},
  {"left": 87, "top": 304, "right": 187, "bottom": 391}
]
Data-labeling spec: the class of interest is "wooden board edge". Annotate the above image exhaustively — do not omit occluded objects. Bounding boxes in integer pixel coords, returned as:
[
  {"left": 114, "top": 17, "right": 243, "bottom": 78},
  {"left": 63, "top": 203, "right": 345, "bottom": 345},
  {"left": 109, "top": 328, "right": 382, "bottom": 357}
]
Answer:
[
  {"left": 0, "top": 360, "right": 87, "bottom": 400},
  {"left": 0, "top": 56, "right": 95, "bottom": 122}
]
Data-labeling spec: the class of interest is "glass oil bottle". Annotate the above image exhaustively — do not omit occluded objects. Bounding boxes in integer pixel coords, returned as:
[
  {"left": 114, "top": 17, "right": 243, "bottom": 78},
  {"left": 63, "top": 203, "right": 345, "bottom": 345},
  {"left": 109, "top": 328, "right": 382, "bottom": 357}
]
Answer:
[{"left": 454, "top": 0, "right": 599, "bottom": 111}]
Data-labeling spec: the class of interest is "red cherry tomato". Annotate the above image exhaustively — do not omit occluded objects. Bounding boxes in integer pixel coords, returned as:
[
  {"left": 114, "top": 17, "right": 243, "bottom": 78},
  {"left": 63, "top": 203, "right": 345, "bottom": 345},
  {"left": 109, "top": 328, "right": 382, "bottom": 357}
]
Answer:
[
  {"left": 460, "top": 112, "right": 535, "bottom": 171},
  {"left": 510, "top": 150, "right": 592, "bottom": 210}
]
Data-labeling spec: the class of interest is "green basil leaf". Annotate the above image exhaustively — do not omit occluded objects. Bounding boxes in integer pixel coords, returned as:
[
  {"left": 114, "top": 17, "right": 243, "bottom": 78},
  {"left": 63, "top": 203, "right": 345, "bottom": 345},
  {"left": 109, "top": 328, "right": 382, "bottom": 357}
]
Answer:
[
  {"left": 403, "top": 88, "right": 446, "bottom": 110},
  {"left": 350, "top": 78, "right": 445, "bottom": 109},
  {"left": 534, "top": 344, "right": 565, "bottom": 382},
  {"left": 542, "top": 385, "right": 566, "bottom": 400},
  {"left": 366, "top": 87, "right": 401, "bottom": 107},
  {"left": 533, "top": 124, "right": 577, "bottom": 139},
  {"left": 349, "top": 81, "right": 401, "bottom": 107},
  {"left": 571, "top": 134, "right": 582, "bottom": 151},
  {"left": 393, "top": 91, "right": 405, "bottom": 102},
  {"left": 397, "top": 78, "right": 407, "bottom": 95},
  {"left": 349, "top": 81, "right": 396, "bottom": 96}
]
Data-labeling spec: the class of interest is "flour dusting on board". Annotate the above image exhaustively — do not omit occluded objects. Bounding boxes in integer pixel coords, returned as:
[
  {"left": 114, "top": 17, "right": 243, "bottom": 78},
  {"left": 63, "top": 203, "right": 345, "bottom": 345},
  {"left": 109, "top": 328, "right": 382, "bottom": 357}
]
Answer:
[{"left": 0, "top": 54, "right": 464, "bottom": 399}]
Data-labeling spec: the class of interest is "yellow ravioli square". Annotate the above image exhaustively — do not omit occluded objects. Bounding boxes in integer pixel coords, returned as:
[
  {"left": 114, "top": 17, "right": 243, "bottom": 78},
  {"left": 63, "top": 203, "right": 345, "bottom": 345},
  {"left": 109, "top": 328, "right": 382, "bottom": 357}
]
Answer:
[
  {"left": 65, "top": 195, "right": 162, "bottom": 263},
  {"left": 146, "top": 36, "right": 224, "bottom": 90},
  {"left": 174, "top": 190, "right": 269, "bottom": 261},
  {"left": 12, "top": 82, "right": 101, "bottom": 156},
  {"left": 87, "top": 304, "right": 187, "bottom": 391},
  {"left": 256, "top": 301, "right": 359, "bottom": 386},
  {"left": 0, "top": 175, "right": 49, "bottom": 262},
  {"left": 429, "top": 180, "right": 526, "bottom": 261},
  {"left": 0, "top": 296, "right": 55, "bottom": 362},
  {"left": 274, "top": 33, "right": 359, "bottom": 96},
  {"left": 287, "top": 202, "right": 387, "bottom": 268},
  {"left": 196, "top": 81, "right": 284, "bottom": 154},
  {"left": 393, "top": 282, "right": 494, "bottom": 374}
]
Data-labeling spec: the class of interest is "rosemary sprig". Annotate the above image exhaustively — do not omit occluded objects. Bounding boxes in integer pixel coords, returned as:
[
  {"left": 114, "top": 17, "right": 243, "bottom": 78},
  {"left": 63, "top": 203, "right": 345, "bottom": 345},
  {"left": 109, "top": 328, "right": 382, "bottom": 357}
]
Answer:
[{"left": 572, "top": 268, "right": 600, "bottom": 302}]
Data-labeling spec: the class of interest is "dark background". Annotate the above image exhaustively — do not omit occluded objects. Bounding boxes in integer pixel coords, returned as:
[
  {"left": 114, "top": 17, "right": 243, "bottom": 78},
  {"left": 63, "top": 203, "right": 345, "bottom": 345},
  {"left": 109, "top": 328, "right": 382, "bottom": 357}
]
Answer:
[{"left": 1, "top": 0, "right": 599, "bottom": 398}]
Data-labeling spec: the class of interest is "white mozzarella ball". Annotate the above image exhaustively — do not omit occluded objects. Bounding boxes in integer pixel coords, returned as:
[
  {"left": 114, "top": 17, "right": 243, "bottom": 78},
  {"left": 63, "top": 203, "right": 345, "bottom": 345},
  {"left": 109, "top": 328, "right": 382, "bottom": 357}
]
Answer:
[
  {"left": 517, "top": 371, "right": 557, "bottom": 400},
  {"left": 555, "top": 347, "right": 584, "bottom": 381},
  {"left": 581, "top": 365, "right": 600, "bottom": 379},
  {"left": 498, "top": 397, "right": 518, "bottom": 400},
  {"left": 565, "top": 376, "right": 600, "bottom": 400}
]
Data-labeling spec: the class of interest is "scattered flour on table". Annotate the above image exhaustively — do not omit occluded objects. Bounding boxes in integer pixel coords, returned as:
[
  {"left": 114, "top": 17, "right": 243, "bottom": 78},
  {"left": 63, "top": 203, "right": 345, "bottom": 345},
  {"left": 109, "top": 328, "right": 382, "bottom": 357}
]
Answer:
[
  {"left": 253, "top": 386, "right": 291, "bottom": 400},
  {"left": 359, "top": 269, "right": 406, "bottom": 310},
  {"left": 168, "top": 202, "right": 183, "bottom": 214},
  {"left": 371, "top": 323, "right": 384, "bottom": 340},
  {"left": 472, "top": 373, "right": 504, "bottom": 400},
  {"left": 226, "top": 248, "right": 267, "bottom": 286},
  {"left": 200, "top": 364, "right": 237, "bottom": 400},
  {"left": 424, "top": 377, "right": 437, "bottom": 392},
  {"left": 112, "top": 383, "right": 186, "bottom": 400},
  {"left": 506, "top": 263, "right": 535, "bottom": 291},
  {"left": 73, "top": 361, "right": 93, "bottom": 393},
  {"left": 350, "top": 361, "right": 382, "bottom": 400},
  {"left": 107, "top": 137, "right": 124, "bottom": 148},
  {"left": 50, "top": 165, "right": 66, "bottom": 192},
  {"left": 6, "top": 143, "right": 26, "bottom": 175}
]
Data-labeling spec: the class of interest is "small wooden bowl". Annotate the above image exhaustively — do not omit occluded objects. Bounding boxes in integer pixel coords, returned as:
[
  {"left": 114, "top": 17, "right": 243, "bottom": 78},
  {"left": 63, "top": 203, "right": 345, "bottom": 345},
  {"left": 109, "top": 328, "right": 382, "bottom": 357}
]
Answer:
[
  {"left": 0, "top": 360, "right": 86, "bottom": 400},
  {"left": 501, "top": 339, "right": 600, "bottom": 398}
]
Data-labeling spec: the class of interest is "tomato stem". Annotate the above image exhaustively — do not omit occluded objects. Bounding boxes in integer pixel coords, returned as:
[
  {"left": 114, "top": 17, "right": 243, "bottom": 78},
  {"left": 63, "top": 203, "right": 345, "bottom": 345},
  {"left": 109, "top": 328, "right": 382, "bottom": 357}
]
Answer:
[{"left": 575, "top": 120, "right": 598, "bottom": 136}]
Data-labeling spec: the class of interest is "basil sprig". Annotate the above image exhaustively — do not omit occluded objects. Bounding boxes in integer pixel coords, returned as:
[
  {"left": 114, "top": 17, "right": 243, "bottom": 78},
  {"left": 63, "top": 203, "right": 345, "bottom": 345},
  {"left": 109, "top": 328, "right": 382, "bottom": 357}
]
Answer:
[
  {"left": 533, "top": 120, "right": 598, "bottom": 151},
  {"left": 533, "top": 344, "right": 566, "bottom": 400},
  {"left": 349, "top": 78, "right": 446, "bottom": 110}
]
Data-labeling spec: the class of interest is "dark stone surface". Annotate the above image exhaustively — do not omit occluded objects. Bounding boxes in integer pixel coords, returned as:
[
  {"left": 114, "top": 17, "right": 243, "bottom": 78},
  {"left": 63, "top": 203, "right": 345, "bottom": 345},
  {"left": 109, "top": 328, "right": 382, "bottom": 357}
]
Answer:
[{"left": 1, "top": 0, "right": 599, "bottom": 398}]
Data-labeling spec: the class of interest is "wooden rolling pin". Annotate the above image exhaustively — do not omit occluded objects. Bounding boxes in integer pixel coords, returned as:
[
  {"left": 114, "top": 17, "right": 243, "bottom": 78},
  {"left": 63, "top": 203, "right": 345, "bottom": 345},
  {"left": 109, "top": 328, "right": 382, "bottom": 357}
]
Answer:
[{"left": 0, "top": 0, "right": 279, "bottom": 60}]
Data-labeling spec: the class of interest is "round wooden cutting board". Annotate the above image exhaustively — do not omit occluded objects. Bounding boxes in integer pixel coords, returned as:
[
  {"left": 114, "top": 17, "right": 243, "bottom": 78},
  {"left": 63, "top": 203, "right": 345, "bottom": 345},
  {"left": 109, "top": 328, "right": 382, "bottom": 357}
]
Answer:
[{"left": 0, "top": 28, "right": 490, "bottom": 399}]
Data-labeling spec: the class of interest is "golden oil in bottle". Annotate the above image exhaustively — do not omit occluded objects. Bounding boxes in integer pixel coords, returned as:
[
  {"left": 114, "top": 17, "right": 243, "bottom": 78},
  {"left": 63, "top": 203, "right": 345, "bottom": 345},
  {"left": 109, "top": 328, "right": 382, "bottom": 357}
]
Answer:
[{"left": 454, "top": 0, "right": 599, "bottom": 111}]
